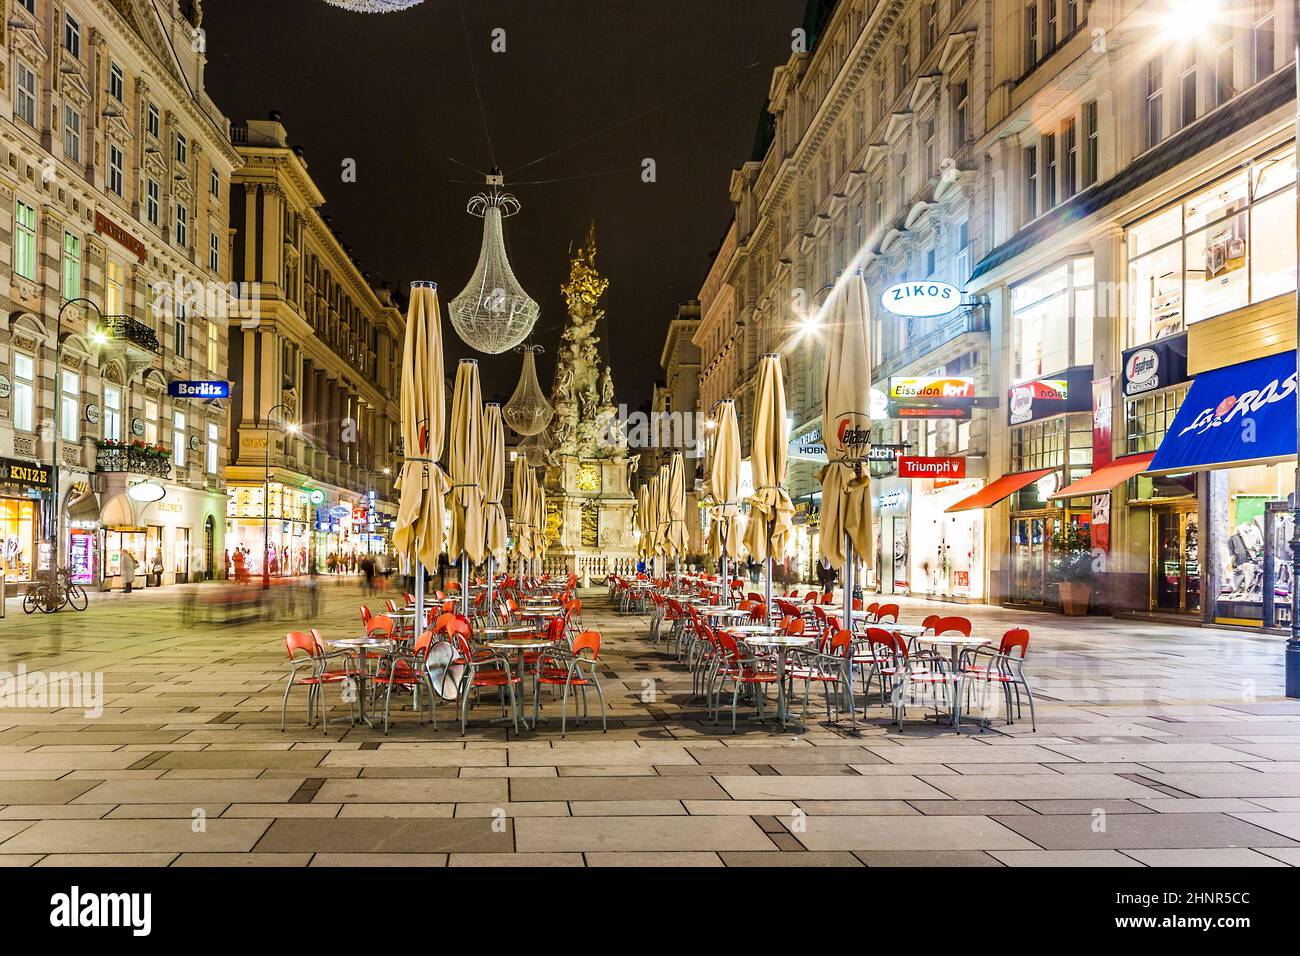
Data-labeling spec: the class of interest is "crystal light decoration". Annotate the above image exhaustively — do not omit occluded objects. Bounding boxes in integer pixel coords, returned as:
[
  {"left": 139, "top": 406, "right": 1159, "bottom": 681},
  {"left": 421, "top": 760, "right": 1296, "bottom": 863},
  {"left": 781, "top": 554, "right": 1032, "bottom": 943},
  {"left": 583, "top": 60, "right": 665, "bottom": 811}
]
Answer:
[
  {"left": 323, "top": 0, "right": 425, "bottom": 12},
  {"left": 503, "top": 345, "right": 554, "bottom": 436},
  {"left": 449, "top": 173, "right": 540, "bottom": 355}
]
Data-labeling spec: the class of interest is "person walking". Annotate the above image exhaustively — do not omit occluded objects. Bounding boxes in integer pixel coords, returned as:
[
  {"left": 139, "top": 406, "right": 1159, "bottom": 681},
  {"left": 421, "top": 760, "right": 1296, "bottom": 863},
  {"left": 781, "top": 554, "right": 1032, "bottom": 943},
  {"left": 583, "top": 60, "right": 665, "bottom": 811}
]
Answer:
[
  {"left": 816, "top": 555, "right": 837, "bottom": 598},
  {"left": 120, "top": 549, "right": 137, "bottom": 593},
  {"left": 360, "top": 554, "right": 376, "bottom": 593},
  {"left": 150, "top": 551, "right": 164, "bottom": 588}
]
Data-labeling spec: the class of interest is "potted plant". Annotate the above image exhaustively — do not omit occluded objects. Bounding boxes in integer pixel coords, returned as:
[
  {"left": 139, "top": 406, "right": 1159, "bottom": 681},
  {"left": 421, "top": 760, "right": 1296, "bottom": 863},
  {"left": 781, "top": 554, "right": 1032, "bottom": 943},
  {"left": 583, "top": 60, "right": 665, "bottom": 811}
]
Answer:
[{"left": 1049, "top": 523, "right": 1095, "bottom": 616}]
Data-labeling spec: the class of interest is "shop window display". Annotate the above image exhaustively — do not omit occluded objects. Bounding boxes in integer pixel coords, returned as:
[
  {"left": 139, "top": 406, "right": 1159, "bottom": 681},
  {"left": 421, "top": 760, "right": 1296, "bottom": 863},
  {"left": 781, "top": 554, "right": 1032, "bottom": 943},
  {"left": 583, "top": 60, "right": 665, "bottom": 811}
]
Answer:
[
  {"left": 0, "top": 498, "right": 38, "bottom": 581},
  {"left": 1215, "top": 461, "right": 1296, "bottom": 625},
  {"left": 1128, "top": 146, "right": 1296, "bottom": 346}
]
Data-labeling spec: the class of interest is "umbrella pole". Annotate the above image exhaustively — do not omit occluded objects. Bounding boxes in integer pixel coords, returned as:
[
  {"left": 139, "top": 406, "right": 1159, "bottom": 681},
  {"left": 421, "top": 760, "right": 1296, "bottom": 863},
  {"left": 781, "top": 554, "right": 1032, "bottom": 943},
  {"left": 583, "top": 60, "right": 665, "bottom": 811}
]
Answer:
[
  {"left": 721, "top": 554, "right": 729, "bottom": 607},
  {"left": 486, "top": 556, "right": 494, "bottom": 624},
  {"left": 414, "top": 558, "right": 425, "bottom": 644},
  {"left": 460, "top": 554, "right": 470, "bottom": 617},
  {"left": 764, "top": 539, "right": 773, "bottom": 626},
  {"left": 843, "top": 534, "right": 854, "bottom": 633}
]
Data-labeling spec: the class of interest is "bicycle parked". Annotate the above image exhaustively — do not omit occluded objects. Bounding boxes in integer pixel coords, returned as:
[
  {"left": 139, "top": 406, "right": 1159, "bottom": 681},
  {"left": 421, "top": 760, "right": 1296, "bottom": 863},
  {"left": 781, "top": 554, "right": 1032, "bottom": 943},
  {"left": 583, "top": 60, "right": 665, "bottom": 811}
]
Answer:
[{"left": 22, "top": 567, "right": 88, "bottom": 614}]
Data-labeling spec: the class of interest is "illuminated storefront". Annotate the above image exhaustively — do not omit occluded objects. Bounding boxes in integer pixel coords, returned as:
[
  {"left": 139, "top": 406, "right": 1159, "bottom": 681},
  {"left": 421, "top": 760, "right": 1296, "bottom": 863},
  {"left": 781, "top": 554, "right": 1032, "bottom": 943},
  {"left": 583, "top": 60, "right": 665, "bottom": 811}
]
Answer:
[
  {"left": 0, "top": 457, "right": 50, "bottom": 583},
  {"left": 226, "top": 482, "right": 314, "bottom": 576},
  {"left": 910, "top": 478, "right": 985, "bottom": 601},
  {"left": 873, "top": 478, "right": 910, "bottom": 595}
]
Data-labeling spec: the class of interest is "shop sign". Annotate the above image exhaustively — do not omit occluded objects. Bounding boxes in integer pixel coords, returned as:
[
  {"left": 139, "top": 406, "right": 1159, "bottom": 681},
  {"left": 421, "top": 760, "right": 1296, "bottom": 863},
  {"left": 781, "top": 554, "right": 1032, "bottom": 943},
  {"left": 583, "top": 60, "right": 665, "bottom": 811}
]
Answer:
[
  {"left": 0, "top": 374, "right": 9, "bottom": 400},
  {"left": 898, "top": 456, "right": 967, "bottom": 480},
  {"left": 888, "top": 402, "right": 971, "bottom": 420},
  {"left": 1008, "top": 367, "right": 1093, "bottom": 425},
  {"left": 168, "top": 380, "right": 230, "bottom": 400},
  {"left": 85, "top": 403, "right": 100, "bottom": 425},
  {"left": 0, "top": 457, "right": 51, "bottom": 489},
  {"left": 889, "top": 376, "right": 976, "bottom": 400},
  {"left": 352, "top": 507, "right": 368, "bottom": 524},
  {"left": 1121, "top": 333, "right": 1188, "bottom": 397},
  {"left": 867, "top": 443, "right": 908, "bottom": 462},
  {"left": 308, "top": 488, "right": 326, "bottom": 505},
  {"left": 94, "top": 210, "right": 147, "bottom": 262},
  {"left": 877, "top": 487, "right": 909, "bottom": 510},
  {"left": 1149, "top": 350, "right": 1298, "bottom": 471},
  {"left": 131, "top": 417, "right": 145, "bottom": 437},
  {"left": 788, "top": 430, "right": 827, "bottom": 462},
  {"left": 881, "top": 280, "right": 961, "bottom": 318},
  {"left": 328, "top": 504, "right": 351, "bottom": 520}
]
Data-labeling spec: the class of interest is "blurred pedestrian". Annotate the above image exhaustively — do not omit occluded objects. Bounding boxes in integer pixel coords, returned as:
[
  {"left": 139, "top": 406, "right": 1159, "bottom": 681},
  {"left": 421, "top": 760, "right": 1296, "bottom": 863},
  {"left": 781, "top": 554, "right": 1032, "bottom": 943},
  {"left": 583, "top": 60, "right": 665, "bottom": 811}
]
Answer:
[{"left": 120, "top": 549, "right": 137, "bottom": 593}]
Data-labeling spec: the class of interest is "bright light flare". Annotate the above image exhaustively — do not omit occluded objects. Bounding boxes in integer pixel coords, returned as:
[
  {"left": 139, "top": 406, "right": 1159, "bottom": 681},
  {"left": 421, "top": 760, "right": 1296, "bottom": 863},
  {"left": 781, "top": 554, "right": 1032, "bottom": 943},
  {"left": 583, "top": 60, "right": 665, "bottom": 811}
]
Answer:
[{"left": 1161, "top": 0, "right": 1219, "bottom": 40}]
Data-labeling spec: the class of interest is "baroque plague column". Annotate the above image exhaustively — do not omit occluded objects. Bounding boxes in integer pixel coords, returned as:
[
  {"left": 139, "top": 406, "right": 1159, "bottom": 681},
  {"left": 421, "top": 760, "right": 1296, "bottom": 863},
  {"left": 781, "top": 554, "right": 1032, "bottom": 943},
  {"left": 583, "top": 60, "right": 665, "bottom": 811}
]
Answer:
[{"left": 541, "top": 226, "right": 636, "bottom": 582}]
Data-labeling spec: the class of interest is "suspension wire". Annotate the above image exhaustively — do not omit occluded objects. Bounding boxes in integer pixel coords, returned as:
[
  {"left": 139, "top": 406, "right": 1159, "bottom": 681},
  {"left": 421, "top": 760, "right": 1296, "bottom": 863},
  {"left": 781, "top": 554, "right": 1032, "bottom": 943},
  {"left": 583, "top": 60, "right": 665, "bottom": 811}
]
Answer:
[
  {"left": 503, "top": 59, "right": 766, "bottom": 180},
  {"left": 457, "top": 0, "right": 497, "bottom": 170}
]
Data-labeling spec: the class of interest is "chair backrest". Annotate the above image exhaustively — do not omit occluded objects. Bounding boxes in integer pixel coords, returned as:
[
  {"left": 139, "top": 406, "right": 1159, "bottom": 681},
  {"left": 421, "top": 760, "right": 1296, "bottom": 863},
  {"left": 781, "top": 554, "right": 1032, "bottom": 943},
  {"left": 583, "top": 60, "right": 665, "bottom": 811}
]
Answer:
[
  {"left": 922, "top": 613, "right": 942, "bottom": 633},
  {"left": 434, "top": 612, "right": 456, "bottom": 634},
  {"left": 309, "top": 628, "right": 332, "bottom": 656},
  {"left": 359, "top": 605, "right": 372, "bottom": 625},
  {"left": 435, "top": 590, "right": 446, "bottom": 601},
  {"left": 821, "top": 592, "right": 835, "bottom": 605},
  {"left": 738, "top": 599, "right": 753, "bottom": 611},
  {"left": 866, "top": 602, "right": 880, "bottom": 620},
  {"left": 780, "top": 615, "right": 806, "bottom": 636},
  {"left": 804, "top": 590, "right": 819, "bottom": 604},
  {"left": 572, "top": 630, "right": 601, "bottom": 659},
  {"left": 866, "top": 626, "right": 905, "bottom": 657},
  {"left": 285, "top": 631, "right": 316, "bottom": 660},
  {"left": 716, "top": 629, "right": 740, "bottom": 663},
  {"left": 411, "top": 629, "right": 435, "bottom": 656},
  {"left": 934, "top": 616, "right": 972, "bottom": 637},
  {"left": 875, "top": 603, "right": 900, "bottom": 624},
  {"left": 999, "top": 627, "right": 1030, "bottom": 658},
  {"left": 747, "top": 592, "right": 763, "bottom": 604},
  {"left": 385, "top": 598, "right": 398, "bottom": 613},
  {"left": 404, "top": 592, "right": 415, "bottom": 606},
  {"left": 366, "top": 615, "right": 395, "bottom": 637},
  {"left": 445, "top": 616, "right": 472, "bottom": 642},
  {"left": 827, "top": 629, "right": 854, "bottom": 658},
  {"left": 749, "top": 603, "right": 768, "bottom": 622}
]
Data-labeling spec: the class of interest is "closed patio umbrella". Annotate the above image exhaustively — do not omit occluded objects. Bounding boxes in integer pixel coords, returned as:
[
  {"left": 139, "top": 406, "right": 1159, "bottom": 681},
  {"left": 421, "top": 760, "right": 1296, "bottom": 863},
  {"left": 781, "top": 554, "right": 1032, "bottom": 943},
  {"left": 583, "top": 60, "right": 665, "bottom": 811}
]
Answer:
[
  {"left": 392, "top": 281, "right": 449, "bottom": 641},
  {"left": 742, "top": 353, "right": 795, "bottom": 619},
  {"left": 448, "top": 358, "right": 485, "bottom": 615},
  {"left": 818, "top": 272, "right": 874, "bottom": 630},
  {"left": 650, "top": 467, "right": 667, "bottom": 577},
  {"left": 666, "top": 452, "right": 689, "bottom": 586},
  {"left": 482, "top": 402, "right": 507, "bottom": 610},
  {"left": 708, "top": 398, "right": 745, "bottom": 595},
  {"left": 636, "top": 483, "right": 651, "bottom": 564},
  {"left": 511, "top": 454, "right": 532, "bottom": 576},
  {"left": 531, "top": 471, "right": 546, "bottom": 576}
]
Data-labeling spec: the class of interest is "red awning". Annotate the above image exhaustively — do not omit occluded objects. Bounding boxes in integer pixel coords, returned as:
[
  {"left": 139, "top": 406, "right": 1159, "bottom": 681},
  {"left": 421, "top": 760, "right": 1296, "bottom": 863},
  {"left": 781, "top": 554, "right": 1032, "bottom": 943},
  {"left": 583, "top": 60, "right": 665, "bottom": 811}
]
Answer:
[
  {"left": 944, "top": 468, "right": 1055, "bottom": 513},
  {"left": 1048, "top": 452, "right": 1155, "bottom": 500}
]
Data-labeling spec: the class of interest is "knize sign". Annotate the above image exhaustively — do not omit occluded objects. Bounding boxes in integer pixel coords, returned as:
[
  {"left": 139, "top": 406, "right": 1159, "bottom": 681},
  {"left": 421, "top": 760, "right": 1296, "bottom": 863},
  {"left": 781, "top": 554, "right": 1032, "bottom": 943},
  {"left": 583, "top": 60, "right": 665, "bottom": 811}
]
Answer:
[{"left": 897, "top": 456, "right": 967, "bottom": 479}]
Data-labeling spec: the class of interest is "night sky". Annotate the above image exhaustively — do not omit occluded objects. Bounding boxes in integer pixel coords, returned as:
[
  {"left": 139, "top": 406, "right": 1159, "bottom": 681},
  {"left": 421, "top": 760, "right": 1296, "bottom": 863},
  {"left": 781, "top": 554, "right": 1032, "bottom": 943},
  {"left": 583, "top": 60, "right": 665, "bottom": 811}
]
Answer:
[{"left": 204, "top": 0, "right": 806, "bottom": 408}]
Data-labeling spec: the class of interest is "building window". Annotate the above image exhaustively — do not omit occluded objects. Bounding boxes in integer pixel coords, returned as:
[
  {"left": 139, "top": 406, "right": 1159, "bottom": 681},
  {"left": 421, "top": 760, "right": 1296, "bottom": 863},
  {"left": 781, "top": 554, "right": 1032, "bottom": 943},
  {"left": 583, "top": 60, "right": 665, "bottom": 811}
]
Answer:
[
  {"left": 17, "top": 0, "right": 33, "bottom": 12},
  {"left": 1024, "top": 144, "right": 1038, "bottom": 220},
  {"left": 210, "top": 169, "right": 220, "bottom": 199},
  {"left": 175, "top": 132, "right": 188, "bottom": 167},
  {"left": 1083, "top": 100, "right": 1099, "bottom": 187},
  {"left": 60, "top": 369, "right": 79, "bottom": 442},
  {"left": 1024, "top": 2, "right": 1039, "bottom": 71},
  {"left": 952, "top": 80, "right": 969, "bottom": 146},
  {"left": 1213, "top": 26, "right": 1234, "bottom": 107},
  {"left": 1253, "top": 0, "right": 1275, "bottom": 84},
  {"left": 174, "top": 302, "right": 188, "bottom": 358},
  {"left": 103, "top": 385, "right": 122, "bottom": 443},
  {"left": 1009, "top": 413, "right": 1093, "bottom": 505},
  {"left": 108, "top": 144, "right": 124, "bottom": 196},
  {"left": 173, "top": 411, "right": 186, "bottom": 467},
  {"left": 64, "top": 13, "right": 81, "bottom": 58},
  {"left": 923, "top": 116, "right": 936, "bottom": 175},
  {"left": 1043, "top": 132, "right": 1058, "bottom": 209},
  {"left": 923, "top": 0, "right": 938, "bottom": 49},
  {"left": 1011, "top": 256, "right": 1095, "bottom": 383},
  {"left": 1145, "top": 56, "right": 1164, "bottom": 149},
  {"left": 175, "top": 203, "right": 188, "bottom": 247},
  {"left": 1125, "top": 386, "right": 1188, "bottom": 454},
  {"left": 1180, "top": 51, "right": 1197, "bottom": 128},
  {"left": 63, "top": 105, "right": 82, "bottom": 163},
  {"left": 895, "top": 32, "right": 910, "bottom": 95},
  {"left": 1045, "top": 0, "right": 1057, "bottom": 52},
  {"left": 14, "top": 201, "right": 37, "bottom": 281},
  {"left": 209, "top": 232, "right": 220, "bottom": 272},
  {"left": 1127, "top": 144, "right": 1296, "bottom": 345},
  {"left": 144, "top": 399, "right": 159, "bottom": 445},
  {"left": 15, "top": 62, "right": 37, "bottom": 127},
  {"left": 955, "top": 220, "right": 971, "bottom": 281},
  {"left": 62, "top": 232, "right": 81, "bottom": 301},
  {"left": 147, "top": 102, "right": 160, "bottom": 139},
  {"left": 109, "top": 62, "right": 124, "bottom": 102},
  {"left": 207, "top": 321, "right": 220, "bottom": 372},
  {"left": 1063, "top": 118, "right": 1078, "bottom": 199},
  {"left": 146, "top": 178, "right": 160, "bottom": 225},
  {"left": 207, "top": 421, "right": 218, "bottom": 475},
  {"left": 1065, "top": 0, "right": 1079, "bottom": 33},
  {"left": 12, "top": 352, "right": 35, "bottom": 432},
  {"left": 105, "top": 259, "right": 125, "bottom": 315}
]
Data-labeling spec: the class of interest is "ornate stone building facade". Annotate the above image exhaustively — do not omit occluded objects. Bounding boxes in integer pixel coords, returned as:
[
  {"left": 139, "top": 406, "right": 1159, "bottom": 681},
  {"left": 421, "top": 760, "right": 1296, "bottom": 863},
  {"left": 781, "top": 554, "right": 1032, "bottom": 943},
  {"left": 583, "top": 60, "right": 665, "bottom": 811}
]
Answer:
[
  {"left": 227, "top": 117, "right": 403, "bottom": 576},
  {"left": 0, "top": 0, "right": 238, "bottom": 587}
]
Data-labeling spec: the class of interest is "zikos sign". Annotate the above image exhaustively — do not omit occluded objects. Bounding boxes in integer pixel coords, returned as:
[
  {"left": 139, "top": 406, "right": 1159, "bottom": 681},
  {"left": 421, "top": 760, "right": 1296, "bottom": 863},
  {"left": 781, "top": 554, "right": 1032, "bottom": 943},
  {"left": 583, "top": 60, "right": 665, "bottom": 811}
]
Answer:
[
  {"left": 881, "top": 281, "right": 962, "bottom": 317},
  {"left": 897, "top": 456, "right": 967, "bottom": 479}
]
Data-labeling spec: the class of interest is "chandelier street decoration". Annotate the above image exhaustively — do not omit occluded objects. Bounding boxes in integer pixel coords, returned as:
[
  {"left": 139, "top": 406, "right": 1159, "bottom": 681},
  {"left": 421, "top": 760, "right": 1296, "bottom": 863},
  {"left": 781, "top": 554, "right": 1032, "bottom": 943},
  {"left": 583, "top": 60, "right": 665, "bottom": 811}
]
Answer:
[
  {"left": 503, "top": 344, "right": 554, "bottom": 436},
  {"left": 449, "top": 172, "right": 540, "bottom": 354},
  {"left": 322, "top": 0, "right": 425, "bottom": 12}
]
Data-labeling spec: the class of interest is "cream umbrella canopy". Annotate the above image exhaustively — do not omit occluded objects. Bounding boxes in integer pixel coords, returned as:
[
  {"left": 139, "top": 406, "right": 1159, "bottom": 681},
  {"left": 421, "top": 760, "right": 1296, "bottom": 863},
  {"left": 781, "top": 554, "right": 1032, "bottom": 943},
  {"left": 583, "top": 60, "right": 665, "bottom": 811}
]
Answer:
[
  {"left": 531, "top": 472, "right": 547, "bottom": 574},
  {"left": 447, "top": 359, "right": 485, "bottom": 613},
  {"left": 481, "top": 402, "right": 508, "bottom": 607},
  {"left": 818, "top": 273, "right": 874, "bottom": 629},
  {"left": 392, "top": 282, "right": 449, "bottom": 637},
  {"left": 742, "top": 353, "right": 795, "bottom": 618},
  {"left": 707, "top": 398, "right": 746, "bottom": 590},
  {"left": 636, "top": 483, "right": 651, "bottom": 562},
  {"left": 665, "top": 452, "right": 690, "bottom": 584},
  {"left": 511, "top": 454, "right": 532, "bottom": 571},
  {"left": 651, "top": 466, "right": 668, "bottom": 572}
]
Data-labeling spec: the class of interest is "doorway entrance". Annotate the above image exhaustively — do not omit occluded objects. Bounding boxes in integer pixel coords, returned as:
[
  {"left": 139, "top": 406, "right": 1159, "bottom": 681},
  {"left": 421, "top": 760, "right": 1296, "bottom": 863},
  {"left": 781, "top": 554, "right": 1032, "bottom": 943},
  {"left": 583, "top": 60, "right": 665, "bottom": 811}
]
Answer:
[
  {"left": 204, "top": 515, "right": 216, "bottom": 582},
  {"left": 1151, "top": 507, "right": 1200, "bottom": 613}
]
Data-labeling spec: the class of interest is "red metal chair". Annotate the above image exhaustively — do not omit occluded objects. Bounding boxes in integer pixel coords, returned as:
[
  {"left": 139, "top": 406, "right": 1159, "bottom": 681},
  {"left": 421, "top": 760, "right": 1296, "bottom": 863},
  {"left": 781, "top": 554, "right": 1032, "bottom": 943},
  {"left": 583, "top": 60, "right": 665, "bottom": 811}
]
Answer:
[
  {"left": 960, "top": 628, "right": 1036, "bottom": 731},
  {"left": 372, "top": 629, "right": 438, "bottom": 733},
  {"left": 786, "top": 628, "right": 856, "bottom": 726},
  {"left": 531, "top": 630, "right": 606, "bottom": 735},
  {"left": 280, "top": 631, "right": 355, "bottom": 733},
  {"left": 875, "top": 603, "right": 900, "bottom": 624},
  {"left": 450, "top": 631, "right": 521, "bottom": 734},
  {"left": 712, "top": 630, "right": 779, "bottom": 732}
]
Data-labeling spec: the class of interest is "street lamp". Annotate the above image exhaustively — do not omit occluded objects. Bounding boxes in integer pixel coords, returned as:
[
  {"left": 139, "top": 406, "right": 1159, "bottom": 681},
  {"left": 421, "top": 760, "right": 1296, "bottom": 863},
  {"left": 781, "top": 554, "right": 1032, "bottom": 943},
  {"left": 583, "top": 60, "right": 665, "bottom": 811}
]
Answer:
[
  {"left": 49, "top": 298, "right": 103, "bottom": 592},
  {"left": 262, "top": 402, "right": 298, "bottom": 589}
]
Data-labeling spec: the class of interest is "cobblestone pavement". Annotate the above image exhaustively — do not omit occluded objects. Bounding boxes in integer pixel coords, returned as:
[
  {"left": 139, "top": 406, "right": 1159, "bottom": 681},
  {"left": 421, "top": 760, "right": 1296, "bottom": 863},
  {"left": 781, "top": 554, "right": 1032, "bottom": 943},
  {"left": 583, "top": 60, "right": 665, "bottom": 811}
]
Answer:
[{"left": 0, "top": 579, "right": 1297, "bottom": 867}]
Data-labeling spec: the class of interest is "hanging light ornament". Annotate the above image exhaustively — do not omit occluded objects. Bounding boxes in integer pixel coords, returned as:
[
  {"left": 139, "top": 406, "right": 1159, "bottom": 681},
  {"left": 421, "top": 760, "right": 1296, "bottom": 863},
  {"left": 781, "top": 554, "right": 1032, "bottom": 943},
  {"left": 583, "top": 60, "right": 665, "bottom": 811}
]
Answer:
[
  {"left": 517, "top": 428, "right": 554, "bottom": 468},
  {"left": 503, "top": 345, "right": 554, "bottom": 436},
  {"left": 449, "top": 172, "right": 540, "bottom": 354},
  {"left": 322, "top": 0, "right": 425, "bottom": 12}
]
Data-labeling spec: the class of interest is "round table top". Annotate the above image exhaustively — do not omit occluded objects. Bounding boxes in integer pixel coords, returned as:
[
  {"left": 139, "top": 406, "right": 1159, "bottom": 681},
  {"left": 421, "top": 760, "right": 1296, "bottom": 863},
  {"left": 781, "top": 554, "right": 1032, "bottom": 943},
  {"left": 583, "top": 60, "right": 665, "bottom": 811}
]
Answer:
[
  {"left": 330, "top": 636, "right": 394, "bottom": 649},
  {"left": 700, "top": 607, "right": 747, "bottom": 616},
  {"left": 743, "top": 634, "right": 815, "bottom": 647},
  {"left": 485, "top": 637, "right": 555, "bottom": 650},
  {"left": 479, "top": 623, "right": 538, "bottom": 636},
  {"left": 922, "top": 635, "right": 992, "bottom": 647},
  {"left": 725, "top": 624, "right": 782, "bottom": 636}
]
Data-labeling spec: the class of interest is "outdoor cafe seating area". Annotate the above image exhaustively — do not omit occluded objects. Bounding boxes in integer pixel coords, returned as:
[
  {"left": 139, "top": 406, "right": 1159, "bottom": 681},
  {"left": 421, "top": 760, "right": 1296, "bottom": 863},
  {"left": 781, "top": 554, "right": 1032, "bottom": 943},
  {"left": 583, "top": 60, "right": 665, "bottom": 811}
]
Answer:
[
  {"left": 280, "top": 572, "right": 607, "bottom": 737},
  {"left": 611, "top": 571, "right": 1036, "bottom": 733}
]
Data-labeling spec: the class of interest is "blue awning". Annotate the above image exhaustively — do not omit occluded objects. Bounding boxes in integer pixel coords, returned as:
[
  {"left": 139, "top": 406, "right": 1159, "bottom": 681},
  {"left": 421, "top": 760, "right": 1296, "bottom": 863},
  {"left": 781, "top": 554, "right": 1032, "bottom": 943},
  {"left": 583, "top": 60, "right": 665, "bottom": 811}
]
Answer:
[{"left": 1149, "top": 351, "right": 1298, "bottom": 473}]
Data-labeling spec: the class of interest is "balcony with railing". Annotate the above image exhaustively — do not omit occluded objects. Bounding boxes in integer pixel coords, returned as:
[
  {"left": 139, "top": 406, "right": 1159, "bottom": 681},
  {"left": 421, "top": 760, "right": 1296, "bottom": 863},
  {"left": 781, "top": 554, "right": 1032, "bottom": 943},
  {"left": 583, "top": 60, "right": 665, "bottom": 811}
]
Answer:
[{"left": 95, "top": 443, "right": 172, "bottom": 480}]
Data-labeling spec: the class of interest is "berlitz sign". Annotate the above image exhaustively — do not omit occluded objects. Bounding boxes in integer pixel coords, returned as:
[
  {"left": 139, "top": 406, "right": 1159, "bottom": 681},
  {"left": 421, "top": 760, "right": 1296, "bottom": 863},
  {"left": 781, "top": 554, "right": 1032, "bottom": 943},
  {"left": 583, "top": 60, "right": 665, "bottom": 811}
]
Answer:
[
  {"left": 168, "top": 381, "right": 230, "bottom": 399},
  {"left": 881, "top": 281, "right": 961, "bottom": 318},
  {"left": 897, "top": 456, "right": 967, "bottom": 479}
]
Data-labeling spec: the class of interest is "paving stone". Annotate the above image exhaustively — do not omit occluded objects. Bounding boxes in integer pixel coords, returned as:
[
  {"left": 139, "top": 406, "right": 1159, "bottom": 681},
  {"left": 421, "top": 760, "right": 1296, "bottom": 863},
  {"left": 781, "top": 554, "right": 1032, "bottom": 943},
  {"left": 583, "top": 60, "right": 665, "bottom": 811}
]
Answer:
[
  {"left": 992, "top": 812, "right": 1299, "bottom": 850},
  {"left": 716, "top": 774, "right": 950, "bottom": 801},
  {"left": 794, "top": 815, "right": 1036, "bottom": 851},
  {"left": 255, "top": 818, "right": 513, "bottom": 854},
  {"left": 1, "top": 819, "right": 269, "bottom": 853},
  {"left": 1121, "top": 848, "right": 1287, "bottom": 866},
  {"left": 514, "top": 816, "right": 773, "bottom": 852},
  {"left": 990, "top": 850, "right": 1145, "bottom": 866}
]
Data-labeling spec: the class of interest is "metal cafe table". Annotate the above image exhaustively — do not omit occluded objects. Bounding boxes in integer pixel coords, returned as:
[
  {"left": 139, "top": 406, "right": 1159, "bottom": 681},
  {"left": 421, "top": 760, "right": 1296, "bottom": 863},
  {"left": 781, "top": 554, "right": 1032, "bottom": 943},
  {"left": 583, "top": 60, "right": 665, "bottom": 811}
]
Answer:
[{"left": 326, "top": 635, "right": 394, "bottom": 728}]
